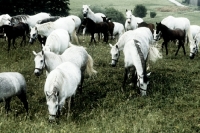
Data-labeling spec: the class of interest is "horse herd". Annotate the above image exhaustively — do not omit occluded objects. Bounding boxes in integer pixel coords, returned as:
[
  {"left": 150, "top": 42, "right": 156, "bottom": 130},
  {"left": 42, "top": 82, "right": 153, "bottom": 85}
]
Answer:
[{"left": 0, "top": 4, "right": 199, "bottom": 122}]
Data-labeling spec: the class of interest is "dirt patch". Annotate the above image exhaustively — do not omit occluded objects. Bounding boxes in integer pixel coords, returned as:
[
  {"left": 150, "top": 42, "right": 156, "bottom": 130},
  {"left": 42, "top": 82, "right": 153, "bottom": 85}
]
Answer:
[{"left": 156, "top": 6, "right": 190, "bottom": 12}]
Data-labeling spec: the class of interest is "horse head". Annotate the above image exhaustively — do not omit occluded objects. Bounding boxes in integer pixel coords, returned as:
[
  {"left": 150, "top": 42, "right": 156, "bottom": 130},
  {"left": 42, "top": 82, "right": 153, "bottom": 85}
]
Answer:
[
  {"left": 32, "top": 51, "right": 45, "bottom": 76},
  {"left": 190, "top": 40, "right": 198, "bottom": 59},
  {"left": 153, "top": 29, "right": 161, "bottom": 41},
  {"left": 109, "top": 43, "right": 120, "bottom": 67},
  {"left": 190, "top": 32, "right": 200, "bottom": 59},
  {"left": 0, "top": 15, "right": 11, "bottom": 26},
  {"left": 45, "top": 87, "right": 59, "bottom": 122},
  {"left": 125, "top": 10, "right": 133, "bottom": 24},
  {"left": 29, "top": 26, "right": 38, "bottom": 44},
  {"left": 82, "top": 5, "right": 90, "bottom": 18}
]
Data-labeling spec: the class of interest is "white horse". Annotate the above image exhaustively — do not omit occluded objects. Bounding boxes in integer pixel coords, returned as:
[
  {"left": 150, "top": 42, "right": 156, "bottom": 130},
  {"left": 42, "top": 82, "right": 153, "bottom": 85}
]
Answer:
[
  {"left": 33, "top": 45, "right": 97, "bottom": 93},
  {"left": 29, "top": 16, "right": 79, "bottom": 44},
  {"left": 11, "top": 12, "right": 51, "bottom": 28},
  {"left": 125, "top": 9, "right": 143, "bottom": 31},
  {"left": 0, "top": 14, "right": 12, "bottom": 26},
  {"left": 42, "top": 29, "right": 70, "bottom": 54},
  {"left": 113, "top": 22, "right": 125, "bottom": 42},
  {"left": 109, "top": 27, "right": 162, "bottom": 95},
  {"left": 82, "top": 5, "right": 106, "bottom": 41},
  {"left": 44, "top": 61, "right": 81, "bottom": 121},
  {"left": 190, "top": 25, "right": 200, "bottom": 59}
]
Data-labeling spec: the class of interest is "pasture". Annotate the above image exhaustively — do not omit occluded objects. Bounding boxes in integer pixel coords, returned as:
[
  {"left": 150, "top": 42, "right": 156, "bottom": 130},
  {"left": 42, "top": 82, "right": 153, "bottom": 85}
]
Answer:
[{"left": 0, "top": 0, "right": 200, "bottom": 132}]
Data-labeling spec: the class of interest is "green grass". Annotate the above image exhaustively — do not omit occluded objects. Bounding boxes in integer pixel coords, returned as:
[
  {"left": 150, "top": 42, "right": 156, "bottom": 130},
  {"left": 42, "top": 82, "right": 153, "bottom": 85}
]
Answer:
[{"left": 1, "top": 0, "right": 200, "bottom": 132}]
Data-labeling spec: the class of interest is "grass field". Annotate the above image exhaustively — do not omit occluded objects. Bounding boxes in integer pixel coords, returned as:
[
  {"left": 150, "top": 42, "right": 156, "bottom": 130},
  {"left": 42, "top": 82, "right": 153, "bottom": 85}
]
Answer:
[{"left": 0, "top": 0, "right": 200, "bottom": 132}]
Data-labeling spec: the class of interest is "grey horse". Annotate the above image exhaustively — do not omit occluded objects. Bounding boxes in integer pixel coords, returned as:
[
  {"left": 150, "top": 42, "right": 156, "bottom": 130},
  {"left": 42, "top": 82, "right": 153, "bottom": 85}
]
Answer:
[{"left": 0, "top": 72, "right": 28, "bottom": 113}]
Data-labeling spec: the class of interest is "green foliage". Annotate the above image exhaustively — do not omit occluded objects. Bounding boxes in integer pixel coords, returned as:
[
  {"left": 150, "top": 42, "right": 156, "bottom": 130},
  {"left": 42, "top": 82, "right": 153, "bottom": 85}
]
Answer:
[
  {"left": 105, "top": 7, "right": 125, "bottom": 25},
  {"left": 150, "top": 11, "right": 157, "bottom": 18},
  {"left": 0, "top": 0, "right": 70, "bottom": 16},
  {"left": 133, "top": 4, "right": 147, "bottom": 18}
]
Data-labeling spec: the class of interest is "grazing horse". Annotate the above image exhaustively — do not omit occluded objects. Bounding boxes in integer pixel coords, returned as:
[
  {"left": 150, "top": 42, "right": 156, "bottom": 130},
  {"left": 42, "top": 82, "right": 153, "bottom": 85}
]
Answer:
[
  {"left": 189, "top": 25, "right": 200, "bottom": 59},
  {"left": 45, "top": 61, "right": 81, "bottom": 121},
  {"left": 156, "top": 22, "right": 186, "bottom": 56},
  {"left": 109, "top": 27, "right": 162, "bottom": 95},
  {"left": 84, "top": 18, "right": 109, "bottom": 43},
  {"left": 0, "top": 72, "right": 28, "bottom": 114},
  {"left": 82, "top": 5, "right": 106, "bottom": 41},
  {"left": 10, "top": 12, "right": 51, "bottom": 28},
  {"left": 42, "top": 29, "right": 70, "bottom": 54},
  {"left": 110, "top": 27, "right": 162, "bottom": 95},
  {"left": 29, "top": 16, "right": 79, "bottom": 45},
  {"left": 33, "top": 45, "right": 97, "bottom": 93},
  {"left": 125, "top": 9, "right": 143, "bottom": 31},
  {"left": 138, "top": 22, "right": 155, "bottom": 34},
  {"left": 2, "top": 22, "right": 29, "bottom": 52}
]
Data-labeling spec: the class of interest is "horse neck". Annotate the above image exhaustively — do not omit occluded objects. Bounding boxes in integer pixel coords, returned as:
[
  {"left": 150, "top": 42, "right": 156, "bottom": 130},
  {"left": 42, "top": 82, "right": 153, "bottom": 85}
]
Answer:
[
  {"left": 44, "top": 52, "right": 62, "bottom": 72},
  {"left": 87, "top": 10, "right": 97, "bottom": 22}
]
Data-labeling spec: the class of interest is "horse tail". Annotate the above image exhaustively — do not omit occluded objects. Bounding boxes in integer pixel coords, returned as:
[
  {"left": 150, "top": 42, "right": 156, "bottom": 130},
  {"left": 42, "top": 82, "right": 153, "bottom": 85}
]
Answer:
[
  {"left": 71, "top": 29, "right": 79, "bottom": 45},
  {"left": 86, "top": 54, "right": 97, "bottom": 77},
  {"left": 148, "top": 45, "right": 162, "bottom": 62}
]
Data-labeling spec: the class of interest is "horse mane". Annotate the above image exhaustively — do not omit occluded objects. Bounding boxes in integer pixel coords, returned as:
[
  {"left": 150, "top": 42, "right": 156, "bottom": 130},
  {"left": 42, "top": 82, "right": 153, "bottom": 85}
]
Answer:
[
  {"left": 11, "top": 15, "right": 29, "bottom": 22},
  {"left": 37, "top": 16, "right": 60, "bottom": 24}
]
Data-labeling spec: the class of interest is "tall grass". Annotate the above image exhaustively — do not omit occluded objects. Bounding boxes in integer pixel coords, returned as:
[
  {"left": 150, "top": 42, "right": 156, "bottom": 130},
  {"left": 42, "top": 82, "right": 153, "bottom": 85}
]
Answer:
[{"left": 0, "top": 0, "right": 200, "bottom": 132}]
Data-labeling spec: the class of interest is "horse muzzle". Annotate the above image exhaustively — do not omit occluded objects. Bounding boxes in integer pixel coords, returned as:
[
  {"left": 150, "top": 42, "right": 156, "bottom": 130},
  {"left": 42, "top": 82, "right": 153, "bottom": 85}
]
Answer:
[
  {"left": 34, "top": 69, "right": 42, "bottom": 76},
  {"left": 49, "top": 115, "right": 56, "bottom": 122},
  {"left": 29, "top": 38, "right": 35, "bottom": 44},
  {"left": 190, "top": 54, "right": 195, "bottom": 59}
]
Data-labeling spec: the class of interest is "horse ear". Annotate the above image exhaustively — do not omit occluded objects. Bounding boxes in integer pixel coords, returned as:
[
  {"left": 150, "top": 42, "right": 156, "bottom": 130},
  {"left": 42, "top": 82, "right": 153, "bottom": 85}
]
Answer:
[
  {"left": 32, "top": 51, "right": 37, "bottom": 56},
  {"left": 109, "top": 43, "right": 113, "bottom": 48}
]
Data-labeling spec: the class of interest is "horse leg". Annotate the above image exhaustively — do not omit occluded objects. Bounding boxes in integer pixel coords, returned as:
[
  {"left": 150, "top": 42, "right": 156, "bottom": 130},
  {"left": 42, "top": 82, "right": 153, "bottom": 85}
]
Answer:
[
  {"left": 7, "top": 39, "right": 11, "bottom": 52},
  {"left": 20, "top": 36, "right": 25, "bottom": 46},
  {"left": 5, "top": 97, "right": 12, "bottom": 113},
  {"left": 122, "top": 68, "right": 129, "bottom": 92},
  {"left": 181, "top": 41, "right": 186, "bottom": 55},
  {"left": 163, "top": 41, "right": 168, "bottom": 55},
  {"left": 17, "top": 91, "right": 28, "bottom": 114},
  {"left": 12, "top": 38, "right": 16, "bottom": 49}
]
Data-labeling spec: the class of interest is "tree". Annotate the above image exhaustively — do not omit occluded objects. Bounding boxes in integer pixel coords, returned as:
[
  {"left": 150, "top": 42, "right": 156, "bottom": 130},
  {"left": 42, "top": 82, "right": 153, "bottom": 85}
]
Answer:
[
  {"left": 133, "top": 4, "right": 147, "bottom": 18},
  {"left": 0, "top": 0, "right": 70, "bottom": 16}
]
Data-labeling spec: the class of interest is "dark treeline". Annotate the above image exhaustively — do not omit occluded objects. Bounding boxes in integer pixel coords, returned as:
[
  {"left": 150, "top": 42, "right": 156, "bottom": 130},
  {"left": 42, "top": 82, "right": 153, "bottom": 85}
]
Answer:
[{"left": 0, "top": 0, "right": 70, "bottom": 16}]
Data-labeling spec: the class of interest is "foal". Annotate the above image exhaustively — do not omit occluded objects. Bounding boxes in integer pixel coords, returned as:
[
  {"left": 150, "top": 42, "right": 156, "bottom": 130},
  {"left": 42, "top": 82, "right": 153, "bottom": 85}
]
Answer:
[
  {"left": 84, "top": 18, "right": 109, "bottom": 44},
  {"left": 156, "top": 22, "right": 186, "bottom": 56},
  {"left": 2, "top": 22, "right": 29, "bottom": 52}
]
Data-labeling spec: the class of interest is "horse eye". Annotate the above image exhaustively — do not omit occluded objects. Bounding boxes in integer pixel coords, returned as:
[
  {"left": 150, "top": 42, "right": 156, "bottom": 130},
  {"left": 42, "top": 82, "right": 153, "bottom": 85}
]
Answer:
[
  {"left": 40, "top": 60, "right": 43, "bottom": 63},
  {"left": 115, "top": 54, "right": 118, "bottom": 57}
]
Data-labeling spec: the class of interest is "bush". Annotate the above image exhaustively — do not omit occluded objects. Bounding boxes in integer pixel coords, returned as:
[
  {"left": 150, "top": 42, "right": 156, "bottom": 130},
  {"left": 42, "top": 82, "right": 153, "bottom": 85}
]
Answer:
[
  {"left": 105, "top": 7, "right": 126, "bottom": 24},
  {"left": 133, "top": 4, "right": 147, "bottom": 18},
  {"left": 150, "top": 11, "right": 156, "bottom": 18}
]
